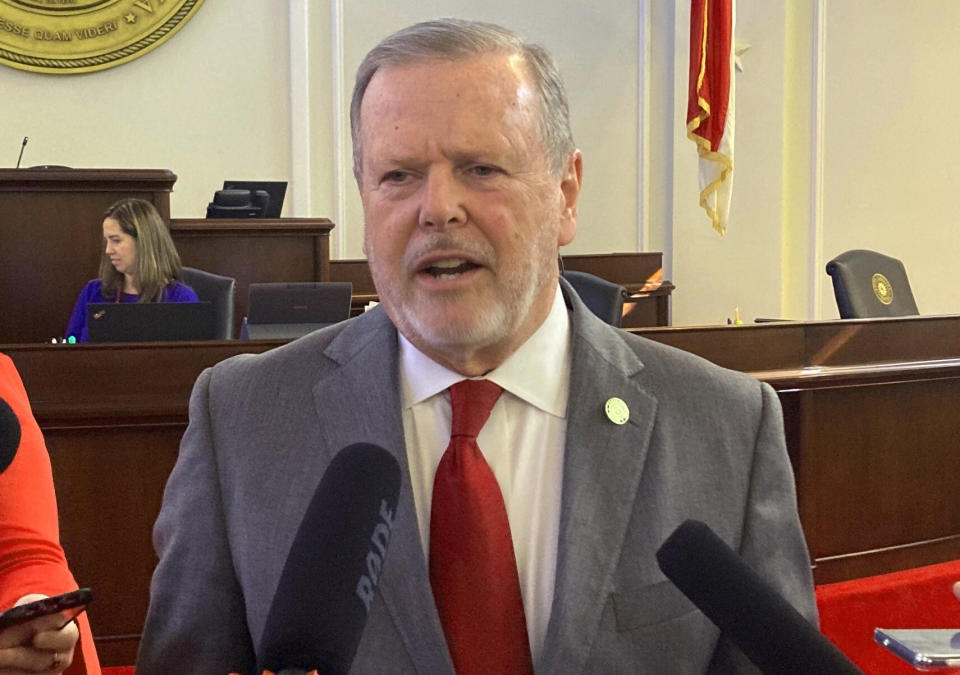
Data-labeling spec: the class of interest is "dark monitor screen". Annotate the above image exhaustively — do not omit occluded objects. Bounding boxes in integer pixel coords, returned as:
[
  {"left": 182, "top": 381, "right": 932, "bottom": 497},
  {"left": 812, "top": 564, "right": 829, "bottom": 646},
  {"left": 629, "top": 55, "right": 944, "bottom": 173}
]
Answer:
[
  {"left": 222, "top": 180, "right": 287, "bottom": 218},
  {"left": 243, "top": 282, "right": 352, "bottom": 340},
  {"left": 86, "top": 302, "right": 215, "bottom": 343}
]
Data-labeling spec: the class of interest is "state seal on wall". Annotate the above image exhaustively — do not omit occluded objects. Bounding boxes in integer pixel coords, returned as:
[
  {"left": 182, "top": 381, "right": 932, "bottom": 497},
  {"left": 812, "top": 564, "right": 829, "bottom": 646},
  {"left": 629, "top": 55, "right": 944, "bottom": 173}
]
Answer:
[{"left": 0, "top": 0, "right": 205, "bottom": 74}]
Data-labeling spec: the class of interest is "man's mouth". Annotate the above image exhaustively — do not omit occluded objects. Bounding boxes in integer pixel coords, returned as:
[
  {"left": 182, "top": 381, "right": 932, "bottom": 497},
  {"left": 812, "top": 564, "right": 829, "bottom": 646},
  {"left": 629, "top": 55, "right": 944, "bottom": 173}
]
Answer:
[{"left": 421, "top": 258, "right": 481, "bottom": 279}]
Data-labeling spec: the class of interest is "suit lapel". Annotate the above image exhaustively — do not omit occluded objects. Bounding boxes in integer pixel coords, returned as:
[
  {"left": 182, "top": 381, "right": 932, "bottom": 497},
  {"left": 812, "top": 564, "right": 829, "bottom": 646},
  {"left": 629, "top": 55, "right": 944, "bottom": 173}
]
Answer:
[
  {"left": 311, "top": 294, "right": 657, "bottom": 674},
  {"left": 312, "top": 309, "right": 452, "bottom": 674},
  {"left": 539, "top": 287, "right": 658, "bottom": 674}
]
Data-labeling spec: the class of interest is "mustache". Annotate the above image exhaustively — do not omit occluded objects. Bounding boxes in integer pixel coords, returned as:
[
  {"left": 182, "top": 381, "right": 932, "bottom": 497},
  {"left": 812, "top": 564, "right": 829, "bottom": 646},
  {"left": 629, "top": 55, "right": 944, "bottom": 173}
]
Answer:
[{"left": 402, "top": 234, "right": 495, "bottom": 269}]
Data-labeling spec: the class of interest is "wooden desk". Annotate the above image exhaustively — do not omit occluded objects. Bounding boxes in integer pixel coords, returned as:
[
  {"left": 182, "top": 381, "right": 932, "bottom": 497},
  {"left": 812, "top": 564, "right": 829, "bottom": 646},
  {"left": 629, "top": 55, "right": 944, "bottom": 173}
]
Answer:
[
  {"left": 6, "top": 314, "right": 959, "bottom": 662},
  {"left": 0, "top": 168, "right": 176, "bottom": 344},
  {"left": 7, "top": 341, "right": 278, "bottom": 666},
  {"left": 0, "top": 167, "right": 332, "bottom": 343},
  {"left": 632, "top": 315, "right": 960, "bottom": 584},
  {"left": 170, "top": 218, "right": 335, "bottom": 338},
  {"left": 331, "top": 252, "right": 674, "bottom": 327}
]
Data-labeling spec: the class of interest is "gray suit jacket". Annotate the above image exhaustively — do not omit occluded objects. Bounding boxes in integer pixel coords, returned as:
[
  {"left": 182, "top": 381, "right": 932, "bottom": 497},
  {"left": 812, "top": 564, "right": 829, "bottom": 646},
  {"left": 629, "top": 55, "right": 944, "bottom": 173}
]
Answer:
[{"left": 138, "top": 284, "right": 817, "bottom": 674}]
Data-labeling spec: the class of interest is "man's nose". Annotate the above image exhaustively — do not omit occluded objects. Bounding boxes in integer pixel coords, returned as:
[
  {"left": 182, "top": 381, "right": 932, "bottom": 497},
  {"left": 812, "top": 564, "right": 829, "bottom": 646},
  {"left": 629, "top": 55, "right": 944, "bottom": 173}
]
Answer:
[{"left": 418, "top": 169, "right": 467, "bottom": 230}]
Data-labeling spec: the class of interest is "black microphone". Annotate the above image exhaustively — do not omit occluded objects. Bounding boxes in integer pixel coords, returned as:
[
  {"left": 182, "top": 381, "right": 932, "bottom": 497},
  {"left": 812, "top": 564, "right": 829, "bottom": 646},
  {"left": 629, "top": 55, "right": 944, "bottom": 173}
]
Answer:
[
  {"left": 258, "top": 442, "right": 402, "bottom": 675},
  {"left": 656, "top": 520, "right": 862, "bottom": 675},
  {"left": 15, "top": 136, "right": 27, "bottom": 169},
  {"left": 0, "top": 396, "right": 22, "bottom": 474}
]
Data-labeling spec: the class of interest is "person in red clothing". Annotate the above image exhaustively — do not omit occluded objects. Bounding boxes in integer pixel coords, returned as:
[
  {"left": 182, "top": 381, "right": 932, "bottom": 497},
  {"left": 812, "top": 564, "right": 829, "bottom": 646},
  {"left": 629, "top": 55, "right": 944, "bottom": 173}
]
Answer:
[{"left": 0, "top": 353, "right": 100, "bottom": 674}]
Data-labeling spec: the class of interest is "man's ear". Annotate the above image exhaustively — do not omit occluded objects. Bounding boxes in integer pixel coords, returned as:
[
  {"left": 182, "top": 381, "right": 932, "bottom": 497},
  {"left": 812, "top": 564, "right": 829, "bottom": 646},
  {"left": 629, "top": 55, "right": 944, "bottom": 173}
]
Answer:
[{"left": 557, "top": 150, "right": 582, "bottom": 247}]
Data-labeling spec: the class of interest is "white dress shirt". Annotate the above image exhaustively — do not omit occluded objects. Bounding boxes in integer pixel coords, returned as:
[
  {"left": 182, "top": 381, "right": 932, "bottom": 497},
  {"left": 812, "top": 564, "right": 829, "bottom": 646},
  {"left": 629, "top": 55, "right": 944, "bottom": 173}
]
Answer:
[{"left": 399, "top": 284, "right": 571, "bottom": 666}]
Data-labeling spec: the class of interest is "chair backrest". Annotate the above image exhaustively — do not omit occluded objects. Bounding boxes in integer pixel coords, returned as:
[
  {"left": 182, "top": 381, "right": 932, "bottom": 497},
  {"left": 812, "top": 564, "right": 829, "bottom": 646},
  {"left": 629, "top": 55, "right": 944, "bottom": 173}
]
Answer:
[
  {"left": 561, "top": 270, "right": 628, "bottom": 327},
  {"left": 825, "top": 249, "right": 919, "bottom": 319},
  {"left": 181, "top": 267, "right": 237, "bottom": 339}
]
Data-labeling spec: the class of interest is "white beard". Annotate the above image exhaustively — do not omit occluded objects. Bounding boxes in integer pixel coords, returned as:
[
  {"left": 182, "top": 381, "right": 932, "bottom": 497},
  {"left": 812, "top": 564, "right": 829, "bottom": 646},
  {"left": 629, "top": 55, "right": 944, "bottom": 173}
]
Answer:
[{"left": 367, "top": 227, "right": 558, "bottom": 357}]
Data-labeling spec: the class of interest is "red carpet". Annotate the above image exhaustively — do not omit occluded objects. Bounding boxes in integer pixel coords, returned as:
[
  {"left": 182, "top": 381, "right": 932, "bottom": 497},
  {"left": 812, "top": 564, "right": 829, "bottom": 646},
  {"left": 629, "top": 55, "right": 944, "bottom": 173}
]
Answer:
[{"left": 816, "top": 560, "right": 960, "bottom": 673}]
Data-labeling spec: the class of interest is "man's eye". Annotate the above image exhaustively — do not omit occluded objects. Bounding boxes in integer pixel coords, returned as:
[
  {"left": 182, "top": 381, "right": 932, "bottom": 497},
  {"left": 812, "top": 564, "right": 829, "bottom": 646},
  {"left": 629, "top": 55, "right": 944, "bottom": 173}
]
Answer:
[
  {"left": 469, "top": 165, "right": 497, "bottom": 177},
  {"left": 383, "top": 170, "right": 409, "bottom": 183}
]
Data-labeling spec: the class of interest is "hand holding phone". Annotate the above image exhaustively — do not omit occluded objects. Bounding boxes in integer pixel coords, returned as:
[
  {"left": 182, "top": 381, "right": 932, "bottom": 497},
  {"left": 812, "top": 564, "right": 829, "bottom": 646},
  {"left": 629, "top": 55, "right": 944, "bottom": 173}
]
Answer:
[
  {"left": 0, "top": 588, "right": 92, "bottom": 634},
  {"left": 0, "top": 589, "right": 91, "bottom": 672}
]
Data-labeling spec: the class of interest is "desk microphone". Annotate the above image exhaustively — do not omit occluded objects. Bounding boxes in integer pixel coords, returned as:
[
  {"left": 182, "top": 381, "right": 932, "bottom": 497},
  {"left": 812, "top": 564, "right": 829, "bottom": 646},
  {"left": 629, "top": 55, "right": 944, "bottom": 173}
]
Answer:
[
  {"left": 0, "top": 396, "right": 22, "bottom": 474},
  {"left": 258, "top": 442, "right": 401, "bottom": 675},
  {"left": 15, "top": 136, "right": 27, "bottom": 169},
  {"left": 656, "top": 519, "right": 862, "bottom": 674}
]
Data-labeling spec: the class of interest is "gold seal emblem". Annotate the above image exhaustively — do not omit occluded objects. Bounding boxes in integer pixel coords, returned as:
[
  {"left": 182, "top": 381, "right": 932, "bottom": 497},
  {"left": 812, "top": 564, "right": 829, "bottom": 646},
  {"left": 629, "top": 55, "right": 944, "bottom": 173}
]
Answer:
[
  {"left": 0, "top": 0, "right": 205, "bottom": 74},
  {"left": 871, "top": 273, "right": 894, "bottom": 305},
  {"left": 604, "top": 397, "right": 630, "bottom": 425}
]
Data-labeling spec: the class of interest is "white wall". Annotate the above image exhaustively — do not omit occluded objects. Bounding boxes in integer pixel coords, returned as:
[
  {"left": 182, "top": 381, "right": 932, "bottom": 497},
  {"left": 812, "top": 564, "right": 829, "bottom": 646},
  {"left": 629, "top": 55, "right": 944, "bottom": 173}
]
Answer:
[
  {"left": 0, "top": 0, "right": 292, "bottom": 219},
  {"left": 665, "top": 1, "right": 793, "bottom": 325},
  {"left": 818, "top": 0, "right": 960, "bottom": 318},
  {"left": 3, "top": 0, "right": 959, "bottom": 325},
  {"left": 651, "top": 0, "right": 960, "bottom": 323},
  {"left": 332, "top": 0, "right": 640, "bottom": 262}
]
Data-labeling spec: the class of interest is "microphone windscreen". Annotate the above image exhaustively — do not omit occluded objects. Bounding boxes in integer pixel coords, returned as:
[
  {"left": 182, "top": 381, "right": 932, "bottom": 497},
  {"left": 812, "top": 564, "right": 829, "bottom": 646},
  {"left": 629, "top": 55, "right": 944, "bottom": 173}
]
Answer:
[
  {"left": 0, "top": 397, "right": 21, "bottom": 474},
  {"left": 259, "top": 443, "right": 401, "bottom": 674},
  {"left": 656, "top": 519, "right": 861, "bottom": 675}
]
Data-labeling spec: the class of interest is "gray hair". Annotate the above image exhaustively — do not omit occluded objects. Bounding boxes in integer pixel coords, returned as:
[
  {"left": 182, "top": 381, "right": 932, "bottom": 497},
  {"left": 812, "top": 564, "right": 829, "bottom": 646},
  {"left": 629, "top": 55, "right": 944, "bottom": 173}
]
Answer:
[{"left": 350, "top": 18, "right": 575, "bottom": 180}]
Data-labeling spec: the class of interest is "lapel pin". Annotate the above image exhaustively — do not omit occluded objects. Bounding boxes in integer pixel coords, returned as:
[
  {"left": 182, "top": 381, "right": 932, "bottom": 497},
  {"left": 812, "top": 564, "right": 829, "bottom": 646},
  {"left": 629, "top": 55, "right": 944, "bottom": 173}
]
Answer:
[{"left": 604, "top": 397, "right": 630, "bottom": 425}]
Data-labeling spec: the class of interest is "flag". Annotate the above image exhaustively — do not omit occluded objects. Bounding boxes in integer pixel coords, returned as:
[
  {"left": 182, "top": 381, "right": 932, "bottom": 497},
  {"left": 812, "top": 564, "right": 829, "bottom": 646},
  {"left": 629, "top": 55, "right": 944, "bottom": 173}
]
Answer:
[{"left": 687, "top": 0, "right": 735, "bottom": 235}]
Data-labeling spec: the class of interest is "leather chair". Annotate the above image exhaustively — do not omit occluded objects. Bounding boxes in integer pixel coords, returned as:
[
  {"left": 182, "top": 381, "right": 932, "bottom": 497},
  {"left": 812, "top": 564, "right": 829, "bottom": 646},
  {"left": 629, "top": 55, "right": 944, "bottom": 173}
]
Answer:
[
  {"left": 562, "top": 270, "right": 628, "bottom": 327},
  {"left": 825, "top": 249, "right": 919, "bottom": 319},
  {"left": 181, "top": 267, "right": 237, "bottom": 339}
]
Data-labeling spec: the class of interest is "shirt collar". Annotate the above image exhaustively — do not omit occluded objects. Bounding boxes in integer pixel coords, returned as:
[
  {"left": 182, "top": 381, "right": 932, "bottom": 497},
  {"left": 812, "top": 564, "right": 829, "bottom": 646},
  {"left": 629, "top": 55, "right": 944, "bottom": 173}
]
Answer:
[{"left": 399, "top": 284, "right": 571, "bottom": 418}]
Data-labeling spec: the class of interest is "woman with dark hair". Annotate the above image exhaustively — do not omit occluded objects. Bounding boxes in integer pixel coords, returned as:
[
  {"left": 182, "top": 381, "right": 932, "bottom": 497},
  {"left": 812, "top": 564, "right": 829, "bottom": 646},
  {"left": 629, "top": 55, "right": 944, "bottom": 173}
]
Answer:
[{"left": 65, "top": 198, "right": 198, "bottom": 342}]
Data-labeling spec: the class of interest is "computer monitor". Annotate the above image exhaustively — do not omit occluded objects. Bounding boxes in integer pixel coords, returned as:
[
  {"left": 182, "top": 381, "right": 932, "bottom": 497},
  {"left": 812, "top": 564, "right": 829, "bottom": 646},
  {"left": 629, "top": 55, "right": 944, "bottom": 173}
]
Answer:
[
  {"left": 86, "top": 302, "right": 215, "bottom": 343},
  {"left": 222, "top": 180, "right": 287, "bottom": 218},
  {"left": 243, "top": 282, "right": 352, "bottom": 340}
]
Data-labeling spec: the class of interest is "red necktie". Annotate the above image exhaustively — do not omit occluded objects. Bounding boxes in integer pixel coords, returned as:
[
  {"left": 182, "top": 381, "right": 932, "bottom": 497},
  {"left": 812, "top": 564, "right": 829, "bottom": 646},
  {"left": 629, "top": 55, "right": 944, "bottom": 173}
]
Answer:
[{"left": 429, "top": 379, "right": 534, "bottom": 675}]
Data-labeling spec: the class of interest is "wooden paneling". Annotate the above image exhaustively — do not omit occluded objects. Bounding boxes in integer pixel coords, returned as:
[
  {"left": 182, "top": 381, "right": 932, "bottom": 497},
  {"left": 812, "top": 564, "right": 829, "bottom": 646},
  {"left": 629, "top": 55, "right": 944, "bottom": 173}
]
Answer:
[
  {"left": 781, "top": 377, "right": 960, "bottom": 584},
  {"left": 170, "top": 218, "right": 334, "bottom": 338},
  {"left": 0, "top": 168, "right": 176, "bottom": 344},
  {"left": 560, "top": 251, "right": 663, "bottom": 288},
  {"left": 6, "top": 342, "right": 276, "bottom": 665},
  {"left": 7, "top": 313, "right": 960, "bottom": 663},
  {"left": 561, "top": 252, "right": 673, "bottom": 327},
  {"left": 634, "top": 313, "right": 960, "bottom": 373},
  {"left": 48, "top": 424, "right": 182, "bottom": 666},
  {"left": 634, "top": 314, "right": 960, "bottom": 583}
]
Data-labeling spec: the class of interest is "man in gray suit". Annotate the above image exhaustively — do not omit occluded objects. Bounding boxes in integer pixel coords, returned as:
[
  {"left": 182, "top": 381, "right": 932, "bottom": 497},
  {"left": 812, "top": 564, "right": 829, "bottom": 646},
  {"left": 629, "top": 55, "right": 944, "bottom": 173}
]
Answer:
[{"left": 138, "top": 18, "right": 817, "bottom": 674}]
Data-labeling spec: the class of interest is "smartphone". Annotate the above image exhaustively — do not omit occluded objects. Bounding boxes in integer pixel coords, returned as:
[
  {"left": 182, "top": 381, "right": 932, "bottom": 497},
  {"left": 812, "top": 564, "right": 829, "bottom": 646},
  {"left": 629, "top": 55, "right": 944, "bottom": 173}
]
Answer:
[
  {"left": 875, "top": 628, "right": 960, "bottom": 670},
  {"left": 0, "top": 588, "right": 93, "bottom": 632}
]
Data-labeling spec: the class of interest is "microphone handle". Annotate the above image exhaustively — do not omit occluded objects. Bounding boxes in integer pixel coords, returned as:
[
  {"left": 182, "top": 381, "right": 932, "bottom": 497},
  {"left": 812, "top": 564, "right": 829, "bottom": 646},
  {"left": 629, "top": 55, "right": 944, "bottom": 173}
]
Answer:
[{"left": 657, "top": 520, "right": 862, "bottom": 675}]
